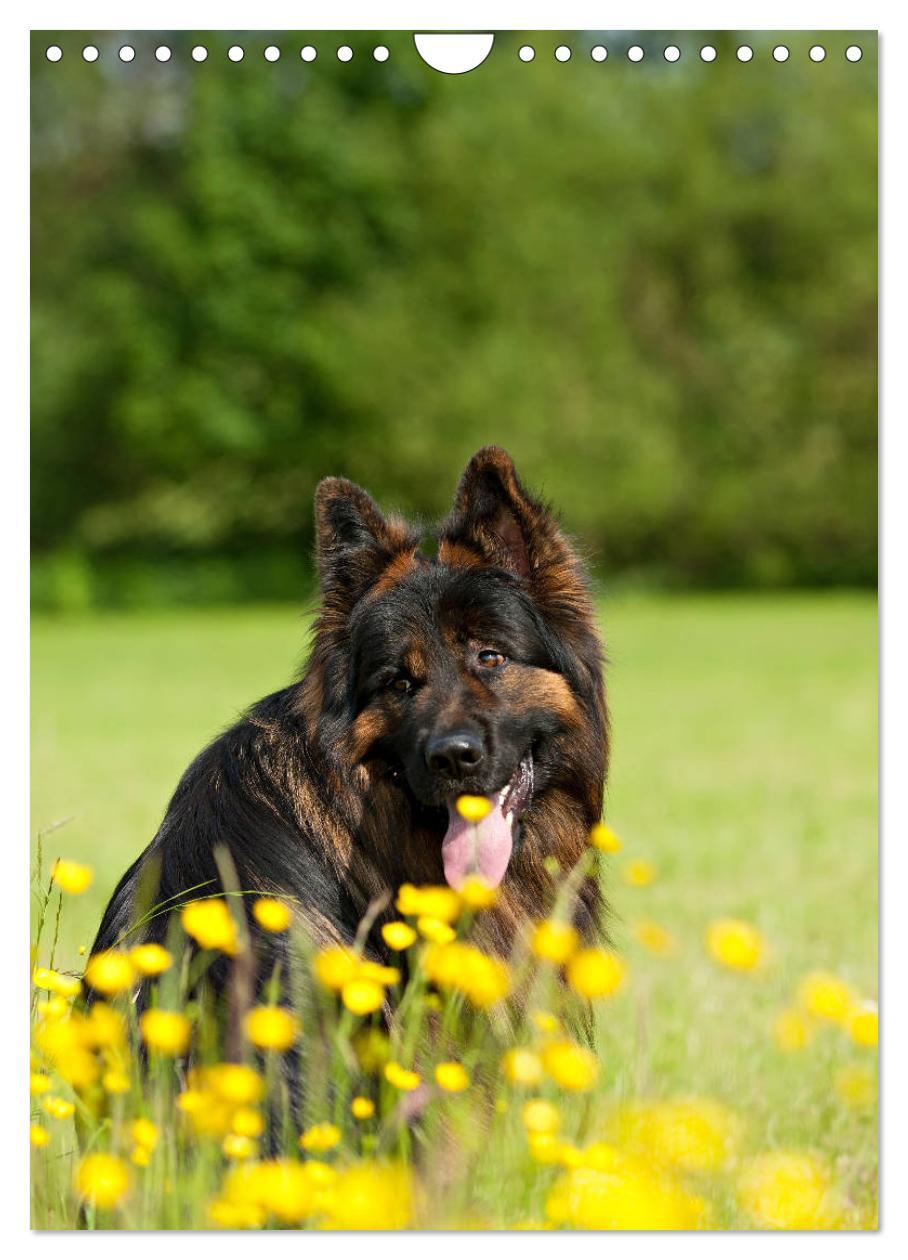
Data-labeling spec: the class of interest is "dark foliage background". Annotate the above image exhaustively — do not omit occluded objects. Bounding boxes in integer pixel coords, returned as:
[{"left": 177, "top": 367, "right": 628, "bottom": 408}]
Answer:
[{"left": 31, "top": 31, "right": 877, "bottom": 608}]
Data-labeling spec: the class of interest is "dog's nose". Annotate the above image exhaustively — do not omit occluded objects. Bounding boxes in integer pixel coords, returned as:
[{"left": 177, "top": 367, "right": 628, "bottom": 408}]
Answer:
[{"left": 425, "top": 730, "right": 484, "bottom": 778}]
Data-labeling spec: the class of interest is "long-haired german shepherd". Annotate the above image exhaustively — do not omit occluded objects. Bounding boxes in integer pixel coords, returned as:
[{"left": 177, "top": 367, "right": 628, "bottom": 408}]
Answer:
[{"left": 91, "top": 447, "right": 608, "bottom": 992}]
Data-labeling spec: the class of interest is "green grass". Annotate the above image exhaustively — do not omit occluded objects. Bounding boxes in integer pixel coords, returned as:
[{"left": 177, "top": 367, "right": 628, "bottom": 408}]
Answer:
[{"left": 30, "top": 592, "right": 877, "bottom": 1224}]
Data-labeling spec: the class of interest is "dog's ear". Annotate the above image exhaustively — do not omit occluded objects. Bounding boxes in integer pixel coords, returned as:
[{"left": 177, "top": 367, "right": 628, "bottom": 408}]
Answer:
[
  {"left": 440, "top": 446, "right": 597, "bottom": 636},
  {"left": 314, "top": 478, "right": 416, "bottom": 616}
]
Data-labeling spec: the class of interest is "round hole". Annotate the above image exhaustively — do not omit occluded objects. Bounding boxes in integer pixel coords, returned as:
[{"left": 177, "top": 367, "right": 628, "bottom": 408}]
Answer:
[
  {"left": 700, "top": 45, "right": 717, "bottom": 62},
  {"left": 228, "top": 45, "right": 244, "bottom": 63},
  {"left": 518, "top": 44, "right": 536, "bottom": 62},
  {"left": 809, "top": 45, "right": 826, "bottom": 62},
  {"left": 373, "top": 45, "right": 390, "bottom": 62},
  {"left": 337, "top": 45, "right": 353, "bottom": 62},
  {"left": 628, "top": 45, "right": 644, "bottom": 63},
  {"left": 82, "top": 45, "right": 99, "bottom": 63},
  {"left": 118, "top": 45, "right": 136, "bottom": 63},
  {"left": 663, "top": 45, "right": 681, "bottom": 63},
  {"left": 301, "top": 45, "right": 317, "bottom": 62},
  {"left": 45, "top": 45, "right": 63, "bottom": 62},
  {"left": 191, "top": 45, "right": 208, "bottom": 63},
  {"left": 554, "top": 45, "right": 571, "bottom": 62},
  {"left": 155, "top": 45, "right": 171, "bottom": 63},
  {"left": 736, "top": 45, "right": 754, "bottom": 62},
  {"left": 591, "top": 45, "right": 608, "bottom": 63},
  {"left": 264, "top": 45, "right": 281, "bottom": 62},
  {"left": 846, "top": 45, "right": 863, "bottom": 62},
  {"left": 773, "top": 45, "right": 790, "bottom": 62}
]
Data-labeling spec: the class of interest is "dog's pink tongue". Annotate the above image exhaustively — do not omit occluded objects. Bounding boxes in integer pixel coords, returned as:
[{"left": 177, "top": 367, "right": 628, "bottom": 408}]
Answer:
[{"left": 441, "top": 795, "right": 513, "bottom": 889}]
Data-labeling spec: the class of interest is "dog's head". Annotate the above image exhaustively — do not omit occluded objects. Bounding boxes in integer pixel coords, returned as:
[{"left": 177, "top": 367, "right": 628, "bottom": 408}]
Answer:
[{"left": 311, "top": 447, "right": 605, "bottom": 890}]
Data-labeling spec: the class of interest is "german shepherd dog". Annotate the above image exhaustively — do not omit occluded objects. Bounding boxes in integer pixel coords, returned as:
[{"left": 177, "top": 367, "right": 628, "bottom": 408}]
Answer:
[{"left": 91, "top": 447, "right": 608, "bottom": 995}]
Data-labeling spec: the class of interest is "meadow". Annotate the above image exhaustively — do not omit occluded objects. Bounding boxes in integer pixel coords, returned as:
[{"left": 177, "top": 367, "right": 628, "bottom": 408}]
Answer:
[{"left": 29, "top": 593, "right": 878, "bottom": 1229}]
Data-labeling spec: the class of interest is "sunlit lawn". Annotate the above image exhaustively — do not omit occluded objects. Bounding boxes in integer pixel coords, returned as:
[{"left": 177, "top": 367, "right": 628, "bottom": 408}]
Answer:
[{"left": 30, "top": 592, "right": 877, "bottom": 1225}]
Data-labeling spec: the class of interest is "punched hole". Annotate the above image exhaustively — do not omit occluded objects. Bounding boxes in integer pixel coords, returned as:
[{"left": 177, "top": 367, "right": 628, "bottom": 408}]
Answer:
[
  {"left": 628, "top": 45, "right": 644, "bottom": 62},
  {"left": 45, "top": 45, "right": 63, "bottom": 62},
  {"left": 846, "top": 45, "right": 863, "bottom": 62},
  {"left": 301, "top": 45, "right": 317, "bottom": 62},
  {"left": 373, "top": 45, "right": 390, "bottom": 62},
  {"left": 554, "top": 45, "right": 571, "bottom": 62},
  {"left": 228, "top": 45, "right": 244, "bottom": 63},
  {"left": 591, "top": 46, "right": 608, "bottom": 63},
  {"left": 191, "top": 46, "right": 208, "bottom": 62},
  {"left": 737, "top": 45, "right": 754, "bottom": 62},
  {"left": 809, "top": 45, "right": 826, "bottom": 62},
  {"left": 518, "top": 45, "right": 535, "bottom": 62},
  {"left": 82, "top": 45, "right": 99, "bottom": 63},
  {"left": 664, "top": 46, "right": 681, "bottom": 62}
]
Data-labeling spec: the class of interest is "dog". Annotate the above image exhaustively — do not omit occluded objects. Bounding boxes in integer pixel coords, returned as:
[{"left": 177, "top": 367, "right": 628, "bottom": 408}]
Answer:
[{"left": 90, "top": 447, "right": 608, "bottom": 993}]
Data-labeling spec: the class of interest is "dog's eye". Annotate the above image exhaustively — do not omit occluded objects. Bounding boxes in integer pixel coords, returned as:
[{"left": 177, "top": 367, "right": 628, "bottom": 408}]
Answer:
[
  {"left": 389, "top": 676, "right": 413, "bottom": 694},
  {"left": 478, "top": 649, "right": 507, "bottom": 669}
]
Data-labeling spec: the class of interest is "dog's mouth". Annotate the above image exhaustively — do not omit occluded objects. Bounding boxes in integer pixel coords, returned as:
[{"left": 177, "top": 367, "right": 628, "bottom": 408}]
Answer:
[{"left": 440, "top": 752, "right": 534, "bottom": 890}]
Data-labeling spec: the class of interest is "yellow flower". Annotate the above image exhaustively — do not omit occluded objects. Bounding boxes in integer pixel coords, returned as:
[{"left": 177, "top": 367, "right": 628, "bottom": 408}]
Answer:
[
  {"left": 244, "top": 1006, "right": 300, "bottom": 1052},
  {"left": 139, "top": 1009, "right": 191, "bottom": 1056},
  {"left": 51, "top": 859, "right": 94, "bottom": 895},
  {"left": 772, "top": 1008, "right": 813, "bottom": 1052},
  {"left": 32, "top": 967, "right": 82, "bottom": 998},
  {"left": 384, "top": 1061, "right": 421, "bottom": 1092},
  {"left": 531, "top": 919, "right": 579, "bottom": 964},
  {"left": 529, "top": 1133, "right": 576, "bottom": 1165},
  {"left": 797, "top": 971, "right": 856, "bottom": 1024},
  {"left": 43, "top": 1095, "right": 76, "bottom": 1120},
  {"left": 252, "top": 897, "right": 293, "bottom": 933},
  {"left": 223, "top": 1134, "right": 258, "bottom": 1160},
  {"left": 300, "top": 1122, "right": 342, "bottom": 1153},
  {"left": 435, "top": 1061, "right": 470, "bottom": 1092},
  {"left": 422, "top": 942, "right": 511, "bottom": 1008},
  {"left": 102, "top": 1069, "right": 131, "bottom": 1094},
  {"left": 547, "top": 1160, "right": 708, "bottom": 1230},
  {"left": 319, "top": 1162, "right": 414, "bottom": 1230},
  {"left": 342, "top": 978, "right": 385, "bottom": 1015},
  {"left": 36, "top": 995, "right": 70, "bottom": 1018},
  {"left": 622, "top": 858, "right": 657, "bottom": 887},
  {"left": 705, "top": 919, "right": 765, "bottom": 972},
  {"left": 131, "top": 1146, "right": 151, "bottom": 1167},
  {"left": 129, "top": 944, "right": 173, "bottom": 976},
  {"left": 455, "top": 794, "right": 493, "bottom": 823},
  {"left": 381, "top": 921, "right": 417, "bottom": 951},
  {"left": 232, "top": 1107, "right": 264, "bottom": 1138},
  {"left": 611, "top": 1100, "right": 739, "bottom": 1174},
  {"left": 30, "top": 1124, "right": 50, "bottom": 1148},
  {"left": 501, "top": 1048, "right": 543, "bottom": 1087},
  {"left": 589, "top": 822, "right": 622, "bottom": 853},
  {"left": 181, "top": 898, "right": 239, "bottom": 955},
  {"left": 75, "top": 1153, "right": 130, "bottom": 1210},
  {"left": 208, "top": 1063, "right": 264, "bottom": 1104},
  {"left": 848, "top": 1000, "right": 878, "bottom": 1047},
  {"left": 522, "top": 1098, "right": 561, "bottom": 1134},
  {"left": 567, "top": 948, "right": 627, "bottom": 999},
  {"left": 531, "top": 1009, "right": 560, "bottom": 1035},
  {"left": 84, "top": 951, "right": 136, "bottom": 995},
  {"left": 459, "top": 875, "right": 498, "bottom": 909},
  {"left": 541, "top": 1041, "right": 599, "bottom": 1091},
  {"left": 351, "top": 1096, "right": 375, "bottom": 1120},
  {"left": 834, "top": 1064, "right": 876, "bottom": 1109},
  {"left": 417, "top": 915, "right": 456, "bottom": 944},
  {"left": 30, "top": 1072, "right": 52, "bottom": 1096},
  {"left": 396, "top": 883, "right": 461, "bottom": 922},
  {"left": 632, "top": 919, "right": 677, "bottom": 958},
  {"left": 130, "top": 1118, "right": 158, "bottom": 1150},
  {"left": 353, "top": 1027, "right": 390, "bottom": 1075},
  {"left": 83, "top": 1002, "right": 128, "bottom": 1050},
  {"left": 314, "top": 945, "right": 360, "bottom": 990},
  {"left": 738, "top": 1152, "right": 841, "bottom": 1229},
  {"left": 208, "top": 1197, "right": 266, "bottom": 1229}
]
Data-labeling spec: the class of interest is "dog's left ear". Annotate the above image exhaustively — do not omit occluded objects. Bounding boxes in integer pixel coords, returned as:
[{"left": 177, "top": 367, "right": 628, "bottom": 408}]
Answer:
[{"left": 440, "top": 447, "right": 596, "bottom": 634}]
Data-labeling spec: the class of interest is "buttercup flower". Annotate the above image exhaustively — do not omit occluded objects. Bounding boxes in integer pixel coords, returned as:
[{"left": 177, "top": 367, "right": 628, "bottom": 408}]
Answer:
[
  {"left": 835, "top": 1065, "right": 876, "bottom": 1109},
  {"left": 244, "top": 1006, "right": 300, "bottom": 1052},
  {"left": 622, "top": 858, "right": 657, "bottom": 887},
  {"left": 208, "top": 1063, "right": 265, "bottom": 1104},
  {"left": 459, "top": 875, "right": 498, "bottom": 910},
  {"left": 706, "top": 920, "right": 765, "bottom": 972},
  {"left": 102, "top": 1070, "right": 131, "bottom": 1094},
  {"left": 232, "top": 1108, "right": 265, "bottom": 1138},
  {"left": 129, "top": 944, "right": 173, "bottom": 976},
  {"left": 417, "top": 915, "right": 456, "bottom": 944},
  {"left": 589, "top": 822, "right": 622, "bottom": 853},
  {"left": 381, "top": 921, "right": 417, "bottom": 951},
  {"left": 223, "top": 1134, "right": 258, "bottom": 1161},
  {"left": 140, "top": 1010, "right": 191, "bottom": 1056},
  {"left": 75, "top": 1153, "right": 130, "bottom": 1210},
  {"left": 30, "top": 1124, "right": 50, "bottom": 1148},
  {"left": 772, "top": 1008, "right": 813, "bottom": 1052},
  {"left": 611, "top": 1100, "right": 739, "bottom": 1174},
  {"left": 797, "top": 972, "right": 856, "bottom": 1024},
  {"left": 30, "top": 1072, "right": 52, "bottom": 1096},
  {"left": 455, "top": 795, "right": 493, "bottom": 823},
  {"left": 567, "top": 948, "right": 627, "bottom": 999},
  {"left": 319, "top": 1162, "right": 414, "bottom": 1230},
  {"left": 43, "top": 1095, "right": 76, "bottom": 1120},
  {"left": 547, "top": 1159, "right": 708, "bottom": 1230},
  {"left": 384, "top": 1061, "right": 421, "bottom": 1091},
  {"left": 33, "top": 967, "right": 82, "bottom": 998},
  {"left": 738, "top": 1152, "right": 841, "bottom": 1228},
  {"left": 522, "top": 1098, "right": 561, "bottom": 1135},
  {"left": 51, "top": 859, "right": 94, "bottom": 895},
  {"left": 435, "top": 1061, "right": 470, "bottom": 1092},
  {"left": 342, "top": 978, "right": 385, "bottom": 1015},
  {"left": 632, "top": 920, "right": 678, "bottom": 958},
  {"left": 131, "top": 1118, "right": 159, "bottom": 1150},
  {"left": 848, "top": 1000, "right": 878, "bottom": 1047},
  {"left": 531, "top": 920, "right": 579, "bottom": 964},
  {"left": 84, "top": 951, "right": 136, "bottom": 995},
  {"left": 501, "top": 1048, "right": 544, "bottom": 1087},
  {"left": 541, "top": 1041, "right": 599, "bottom": 1092},
  {"left": 423, "top": 941, "right": 510, "bottom": 1007},
  {"left": 181, "top": 899, "right": 239, "bottom": 955},
  {"left": 351, "top": 1096, "right": 375, "bottom": 1120},
  {"left": 396, "top": 883, "right": 461, "bottom": 923},
  {"left": 300, "top": 1122, "right": 342, "bottom": 1153},
  {"left": 252, "top": 898, "right": 293, "bottom": 932}
]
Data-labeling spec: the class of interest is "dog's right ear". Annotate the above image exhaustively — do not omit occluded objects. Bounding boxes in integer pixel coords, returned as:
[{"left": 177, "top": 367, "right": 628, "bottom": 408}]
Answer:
[{"left": 314, "top": 478, "right": 417, "bottom": 618}]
